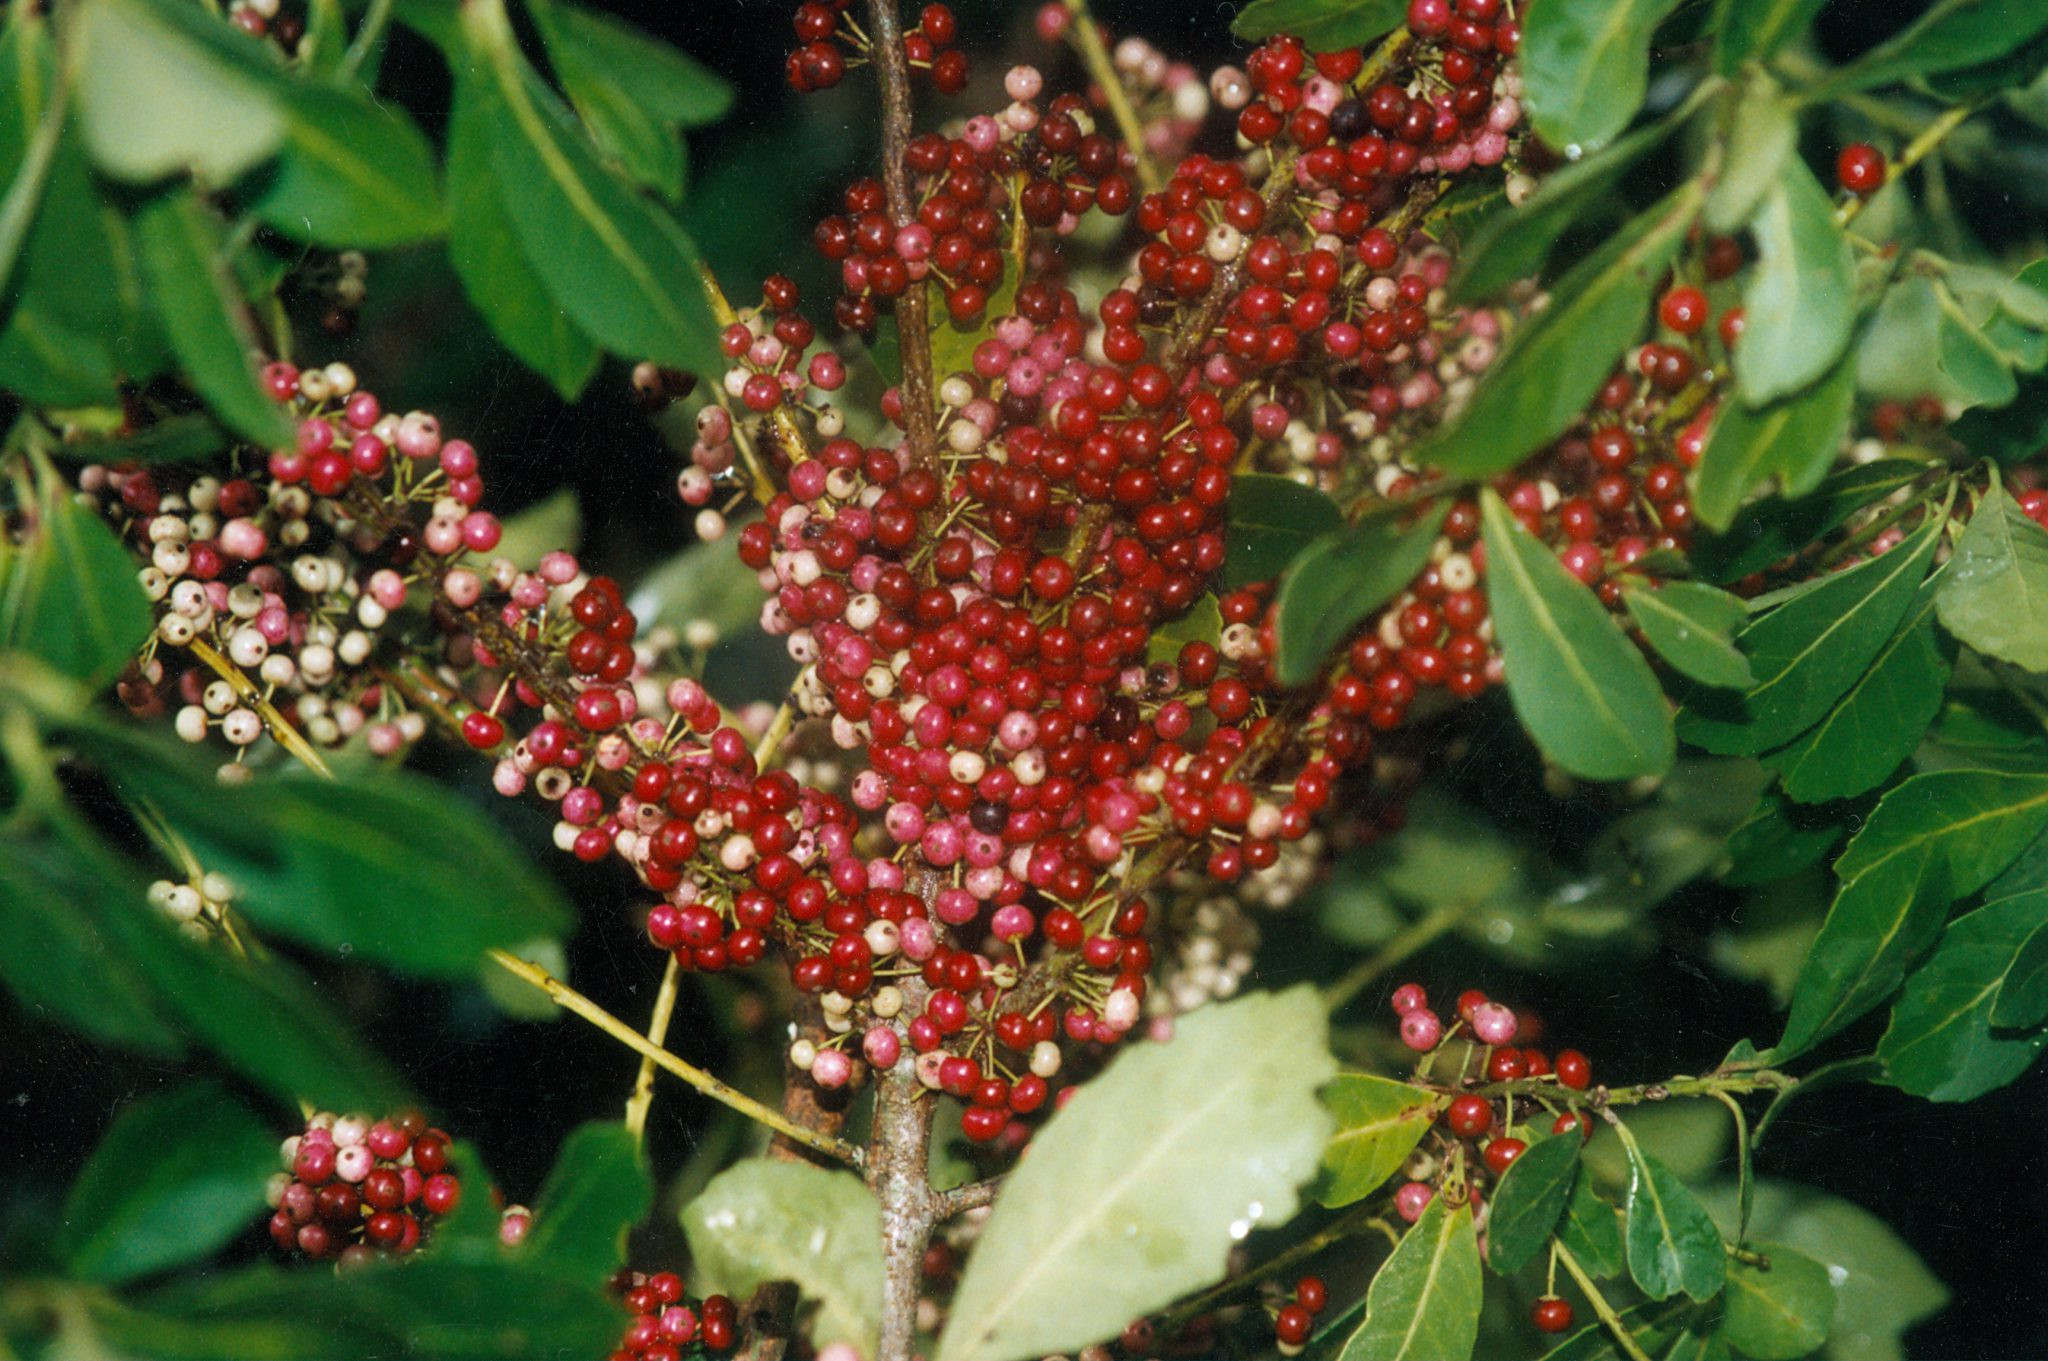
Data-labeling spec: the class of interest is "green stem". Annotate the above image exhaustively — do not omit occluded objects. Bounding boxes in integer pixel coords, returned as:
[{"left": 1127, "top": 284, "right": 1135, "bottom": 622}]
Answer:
[
  {"left": 339, "top": 0, "right": 394, "bottom": 81},
  {"left": 1151, "top": 1199, "right": 1393, "bottom": 1339},
  {"left": 1325, "top": 899, "right": 1475, "bottom": 1014},
  {"left": 1555, "top": 1243, "right": 1652, "bottom": 1361}
]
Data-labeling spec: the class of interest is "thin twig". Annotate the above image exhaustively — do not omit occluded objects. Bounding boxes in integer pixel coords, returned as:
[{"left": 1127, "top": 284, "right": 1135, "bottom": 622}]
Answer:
[
  {"left": 183, "top": 637, "right": 334, "bottom": 778},
  {"left": 1324, "top": 898, "right": 1475, "bottom": 1014},
  {"left": 623, "top": 954, "right": 683, "bottom": 1146},
  {"left": 1555, "top": 1242, "right": 1652, "bottom": 1361},
  {"left": 487, "top": 948, "right": 862, "bottom": 1165},
  {"left": 1060, "top": 0, "right": 1162, "bottom": 194}
]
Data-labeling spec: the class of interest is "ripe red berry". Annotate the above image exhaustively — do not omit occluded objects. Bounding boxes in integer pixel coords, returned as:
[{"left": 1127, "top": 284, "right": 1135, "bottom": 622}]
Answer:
[
  {"left": 1445, "top": 1093, "right": 1493, "bottom": 1138},
  {"left": 1555, "top": 1049, "right": 1592, "bottom": 1090},
  {"left": 1295, "top": 1275, "right": 1328, "bottom": 1313},
  {"left": 1836, "top": 142, "right": 1886, "bottom": 196},
  {"left": 1658, "top": 285, "right": 1709, "bottom": 334},
  {"left": 1532, "top": 1296, "right": 1574, "bottom": 1333},
  {"left": 1482, "top": 1136, "right": 1527, "bottom": 1175},
  {"left": 1274, "top": 1303, "right": 1314, "bottom": 1347}
]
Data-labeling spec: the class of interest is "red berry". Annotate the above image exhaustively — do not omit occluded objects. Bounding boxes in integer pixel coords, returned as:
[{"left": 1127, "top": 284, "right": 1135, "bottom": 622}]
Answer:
[
  {"left": 1445, "top": 1093, "right": 1493, "bottom": 1138},
  {"left": 1836, "top": 142, "right": 1886, "bottom": 196},
  {"left": 1555, "top": 1049, "right": 1592, "bottom": 1090},
  {"left": 1482, "top": 1136, "right": 1526, "bottom": 1175},
  {"left": 1296, "top": 1275, "right": 1328, "bottom": 1313},
  {"left": 1274, "top": 1303, "right": 1314, "bottom": 1347},
  {"left": 1532, "top": 1296, "right": 1574, "bottom": 1333},
  {"left": 1658, "top": 285, "right": 1708, "bottom": 334}
]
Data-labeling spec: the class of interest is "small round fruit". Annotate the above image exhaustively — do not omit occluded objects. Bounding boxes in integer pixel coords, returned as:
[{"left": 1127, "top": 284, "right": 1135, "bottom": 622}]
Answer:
[
  {"left": 1532, "top": 1296, "right": 1575, "bottom": 1334},
  {"left": 1837, "top": 143, "right": 1886, "bottom": 195},
  {"left": 1482, "top": 1137, "right": 1527, "bottom": 1175},
  {"left": 1445, "top": 1093, "right": 1494, "bottom": 1138},
  {"left": 1555, "top": 1049, "right": 1592, "bottom": 1090}
]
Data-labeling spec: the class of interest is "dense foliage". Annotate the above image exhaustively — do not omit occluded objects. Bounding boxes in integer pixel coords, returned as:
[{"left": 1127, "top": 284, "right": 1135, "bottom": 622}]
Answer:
[{"left": 2, "top": 0, "right": 2046, "bottom": 1358}]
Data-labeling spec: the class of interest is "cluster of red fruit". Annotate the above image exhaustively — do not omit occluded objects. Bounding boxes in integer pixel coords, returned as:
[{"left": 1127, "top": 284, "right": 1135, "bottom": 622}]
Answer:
[
  {"left": 606, "top": 1269, "right": 743, "bottom": 1361},
  {"left": 1271, "top": 1273, "right": 1329, "bottom": 1351},
  {"left": 265, "top": 1110, "right": 461, "bottom": 1263},
  {"left": 787, "top": 0, "right": 966, "bottom": 94}
]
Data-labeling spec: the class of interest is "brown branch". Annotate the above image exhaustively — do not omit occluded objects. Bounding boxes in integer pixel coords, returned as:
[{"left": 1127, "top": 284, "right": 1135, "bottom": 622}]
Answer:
[
  {"left": 863, "top": 0, "right": 940, "bottom": 474},
  {"left": 867, "top": 978, "right": 940, "bottom": 1361}
]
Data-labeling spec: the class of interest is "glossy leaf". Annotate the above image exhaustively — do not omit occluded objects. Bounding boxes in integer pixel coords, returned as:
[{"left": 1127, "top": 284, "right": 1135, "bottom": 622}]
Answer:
[
  {"left": 246, "top": 85, "right": 444, "bottom": 247},
  {"left": 1334, "top": 1197, "right": 1481, "bottom": 1361},
  {"left": 1453, "top": 96, "right": 1696, "bottom": 300},
  {"left": 1272, "top": 501, "right": 1448, "bottom": 686},
  {"left": 1481, "top": 490, "right": 1675, "bottom": 780},
  {"left": 1693, "top": 356, "right": 1855, "bottom": 530},
  {"left": 1623, "top": 580, "right": 1754, "bottom": 689},
  {"left": 1622, "top": 1141, "right": 1727, "bottom": 1302},
  {"left": 1690, "top": 461, "right": 1927, "bottom": 583},
  {"left": 444, "top": 71, "right": 601, "bottom": 400},
  {"left": 1314, "top": 1073, "right": 1442, "bottom": 1209},
  {"left": 1484, "top": 1132, "right": 1579, "bottom": 1273},
  {"left": 0, "top": 834, "right": 174, "bottom": 1052},
  {"left": 71, "top": 0, "right": 285, "bottom": 184},
  {"left": 1991, "top": 919, "right": 2048, "bottom": 1026},
  {"left": 524, "top": 1122, "right": 652, "bottom": 1278},
  {"left": 1718, "top": 1243, "right": 1836, "bottom": 1359},
  {"left": 939, "top": 989, "right": 1337, "bottom": 1361},
  {"left": 57, "top": 1081, "right": 276, "bottom": 1285},
  {"left": 1878, "top": 891, "right": 2048, "bottom": 1101},
  {"left": 1558, "top": 1164, "right": 1627, "bottom": 1278},
  {"left": 1769, "top": 574, "right": 1952, "bottom": 803},
  {"left": 929, "top": 257, "right": 1023, "bottom": 380},
  {"left": 1937, "top": 480, "right": 2048, "bottom": 671},
  {"left": 1775, "top": 768, "right": 2048, "bottom": 1060},
  {"left": 1231, "top": 0, "right": 1407, "bottom": 49},
  {"left": 92, "top": 748, "right": 572, "bottom": 978},
  {"left": 1703, "top": 1178, "right": 1946, "bottom": 1361},
  {"left": 1704, "top": 76, "right": 1797, "bottom": 233},
  {"left": 51, "top": 414, "right": 229, "bottom": 467},
  {"left": 1713, "top": 0, "right": 1833, "bottom": 72},
  {"left": 1146, "top": 593, "right": 1222, "bottom": 666},
  {"left": 1678, "top": 513, "right": 1941, "bottom": 755},
  {"left": 1820, "top": 0, "right": 2048, "bottom": 94},
  {"left": 1420, "top": 180, "right": 1701, "bottom": 474},
  {"left": 529, "top": 0, "right": 734, "bottom": 130},
  {"left": 461, "top": 0, "right": 720, "bottom": 378},
  {"left": 0, "top": 475, "right": 151, "bottom": 685},
  {"left": 1519, "top": 0, "right": 1682, "bottom": 151},
  {"left": 1738, "top": 160, "right": 1855, "bottom": 407},
  {"left": 131, "top": 190, "right": 293, "bottom": 446},
  {"left": 682, "top": 1160, "right": 884, "bottom": 1354},
  {"left": 1721, "top": 791, "right": 1855, "bottom": 887},
  {"left": 1224, "top": 474, "right": 1344, "bottom": 589}
]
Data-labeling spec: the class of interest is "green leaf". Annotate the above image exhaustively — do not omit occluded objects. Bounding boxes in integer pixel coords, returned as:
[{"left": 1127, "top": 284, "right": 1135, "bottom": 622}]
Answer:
[
  {"left": 1992, "top": 919, "right": 2048, "bottom": 1026},
  {"left": 1721, "top": 790, "right": 1854, "bottom": 886},
  {"left": 628, "top": 521, "right": 772, "bottom": 640},
  {"left": 1147, "top": 593, "right": 1221, "bottom": 666},
  {"left": 1231, "top": 0, "right": 1407, "bottom": 49},
  {"left": 460, "top": 0, "right": 720, "bottom": 378},
  {"left": 1334, "top": 1197, "right": 1481, "bottom": 1361},
  {"left": 527, "top": 0, "right": 733, "bottom": 129},
  {"left": 444, "top": 70, "right": 601, "bottom": 400},
  {"left": 492, "top": 487, "right": 583, "bottom": 569},
  {"left": 1453, "top": 96, "right": 1696, "bottom": 300},
  {"left": 1484, "top": 1133, "right": 1580, "bottom": 1273},
  {"left": 1819, "top": 0, "right": 2048, "bottom": 94},
  {"left": 1481, "top": 490, "right": 1675, "bottom": 780},
  {"left": 529, "top": 0, "right": 685, "bottom": 200},
  {"left": 682, "top": 1160, "right": 883, "bottom": 1354},
  {"left": 1623, "top": 580, "right": 1754, "bottom": 689},
  {"left": 1933, "top": 282, "right": 2020, "bottom": 410},
  {"left": 93, "top": 749, "right": 572, "bottom": 978},
  {"left": 71, "top": 0, "right": 286, "bottom": 184},
  {"left": 1700, "top": 1179, "right": 1946, "bottom": 1361},
  {"left": 52, "top": 414, "right": 229, "bottom": 467},
  {"left": 0, "top": 833, "right": 175, "bottom": 1052},
  {"left": 1862, "top": 275, "right": 2025, "bottom": 411},
  {"left": 1774, "top": 767, "right": 2048, "bottom": 1059},
  {"left": 1224, "top": 475, "right": 1344, "bottom": 589},
  {"left": 1539, "top": 1301, "right": 1697, "bottom": 1360},
  {"left": 1769, "top": 573, "right": 1952, "bottom": 803},
  {"left": 1271, "top": 501, "right": 1448, "bottom": 686},
  {"left": 1678, "top": 512, "right": 1941, "bottom": 755},
  {"left": 113, "top": 1254, "right": 619, "bottom": 1359},
  {"left": 1557, "top": 1164, "right": 1627, "bottom": 1278},
  {"left": 1420, "top": 180, "right": 1702, "bottom": 474},
  {"left": 1937, "top": 480, "right": 2048, "bottom": 671},
  {"left": 1693, "top": 357, "right": 1855, "bottom": 530},
  {"left": 1718, "top": 1243, "right": 1836, "bottom": 1359},
  {"left": 1737, "top": 160, "right": 1855, "bottom": 407},
  {"left": 1314, "top": 1073, "right": 1442, "bottom": 1209},
  {"left": 1713, "top": 0, "right": 1833, "bottom": 72},
  {"left": 1622, "top": 1140, "right": 1727, "bottom": 1303},
  {"left": 523, "top": 1122, "right": 653, "bottom": 1278},
  {"left": 1877, "top": 890, "right": 2048, "bottom": 1100},
  {"left": 1690, "top": 461, "right": 1927, "bottom": 583},
  {"left": 57, "top": 1080, "right": 276, "bottom": 1285},
  {"left": 1704, "top": 76, "right": 1798, "bottom": 233},
  {"left": 1519, "top": 0, "right": 1683, "bottom": 151},
  {"left": 246, "top": 85, "right": 444, "bottom": 247},
  {"left": 1, "top": 475, "right": 151, "bottom": 685},
  {"left": 131, "top": 190, "right": 293, "bottom": 446},
  {"left": 939, "top": 988, "right": 1337, "bottom": 1361},
  {"left": 929, "top": 256, "right": 1023, "bottom": 379}
]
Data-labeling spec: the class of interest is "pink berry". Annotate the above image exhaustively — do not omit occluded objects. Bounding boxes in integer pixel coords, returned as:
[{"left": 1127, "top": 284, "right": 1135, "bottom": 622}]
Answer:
[
  {"left": 1391, "top": 983, "right": 1428, "bottom": 1015},
  {"left": 1471, "top": 1002, "right": 1518, "bottom": 1046},
  {"left": 1399, "top": 1008, "right": 1443, "bottom": 1051}
]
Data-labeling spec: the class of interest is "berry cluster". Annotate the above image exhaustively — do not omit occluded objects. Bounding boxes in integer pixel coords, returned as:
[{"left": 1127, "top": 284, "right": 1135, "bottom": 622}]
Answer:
[
  {"left": 788, "top": 1, "right": 966, "bottom": 95},
  {"left": 1272, "top": 1273, "right": 1328, "bottom": 1352},
  {"left": 266, "top": 1110, "right": 462, "bottom": 1263},
  {"left": 606, "top": 1269, "right": 742, "bottom": 1361}
]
